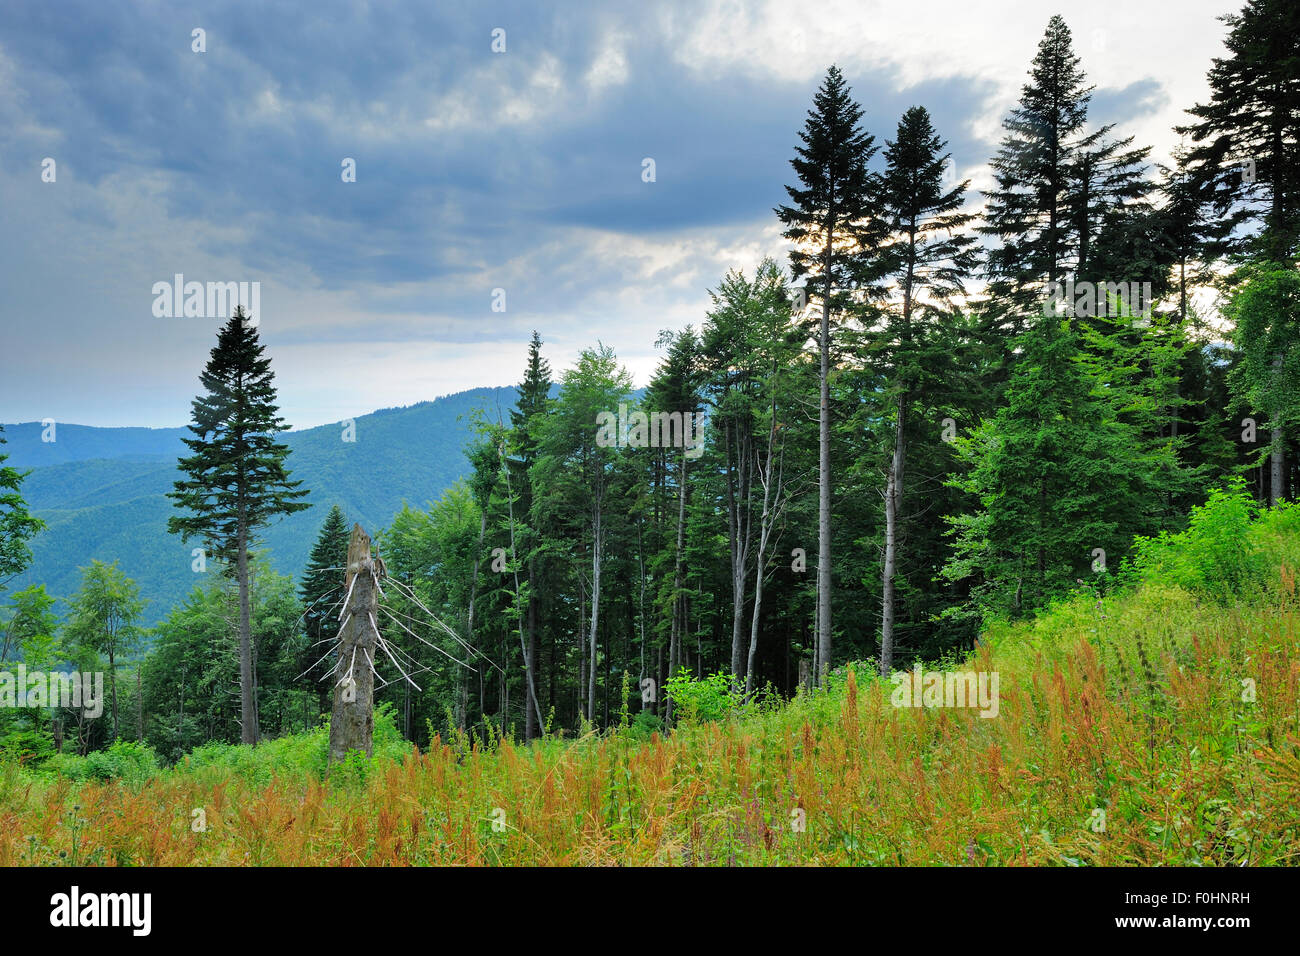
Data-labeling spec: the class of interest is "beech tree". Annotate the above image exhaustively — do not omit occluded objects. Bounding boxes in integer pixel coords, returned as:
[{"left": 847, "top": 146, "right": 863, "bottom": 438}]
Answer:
[
  {"left": 65, "top": 560, "right": 144, "bottom": 742},
  {"left": 1227, "top": 266, "right": 1300, "bottom": 505}
]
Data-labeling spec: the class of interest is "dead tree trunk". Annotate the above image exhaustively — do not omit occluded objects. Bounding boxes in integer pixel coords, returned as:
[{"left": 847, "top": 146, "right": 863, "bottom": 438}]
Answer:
[{"left": 329, "top": 524, "right": 379, "bottom": 764}]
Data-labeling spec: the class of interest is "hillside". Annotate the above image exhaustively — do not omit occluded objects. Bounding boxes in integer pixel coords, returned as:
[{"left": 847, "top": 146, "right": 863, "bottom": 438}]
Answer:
[
  {"left": 5, "top": 490, "right": 1298, "bottom": 866},
  {"left": 3, "top": 387, "right": 519, "bottom": 622}
]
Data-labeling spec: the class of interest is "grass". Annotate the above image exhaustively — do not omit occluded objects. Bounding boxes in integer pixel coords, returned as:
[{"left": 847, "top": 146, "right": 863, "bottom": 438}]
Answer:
[{"left": 3, "top": 488, "right": 1299, "bottom": 866}]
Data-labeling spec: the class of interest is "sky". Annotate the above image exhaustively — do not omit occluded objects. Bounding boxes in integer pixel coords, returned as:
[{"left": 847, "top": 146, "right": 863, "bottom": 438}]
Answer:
[{"left": 0, "top": 0, "right": 1242, "bottom": 429}]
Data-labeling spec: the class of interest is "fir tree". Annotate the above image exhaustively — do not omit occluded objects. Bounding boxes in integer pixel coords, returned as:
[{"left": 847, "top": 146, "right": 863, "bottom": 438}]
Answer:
[
  {"left": 0, "top": 426, "right": 44, "bottom": 594},
  {"left": 874, "top": 105, "right": 977, "bottom": 673},
  {"left": 981, "top": 15, "right": 1094, "bottom": 334},
  {"left": 1177, "top": 0, "right": 1300, "bottom": 262},
  {"left": 775, "top": 64, "right": 886, "bottom": 683},
  {"left": 508, "top": 332, "right": 553, "bottom": 740},
  {"left": 943, "top": 318, "right": 1154, "bottom": 619},
  {"left": 299, "top": 504, "right": 349, "bottom": 721},
  {"left": 167, "top": 307, "right": 311, "bottom": 745}
]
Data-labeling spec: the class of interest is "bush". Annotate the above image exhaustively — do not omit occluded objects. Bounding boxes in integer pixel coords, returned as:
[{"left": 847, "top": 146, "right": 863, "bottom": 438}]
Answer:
[
  {"left": 181, "top": 702, "right": 413, "bottom": 786},
  {"left": 0, "top": 725, "right": 55, "bottom": 763},
  {"left": 664, "top": 668, "right": 742, "bottom": 725},
  {"left": 626, "top": 709, "right": 663, "bottom": 741},
  {"left": 1127, "top": 480, "right": 1265, "bottom": 603},
  {"left": 44, "top": 740, "right": 160, "bottom": 786}
]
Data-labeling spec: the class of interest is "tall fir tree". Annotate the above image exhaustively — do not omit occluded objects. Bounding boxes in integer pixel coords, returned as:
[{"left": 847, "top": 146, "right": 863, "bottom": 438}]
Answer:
[
  {"left": 873, "top": 105, "right": 977, "bottom": 673},
  {"left": 507, "top": 331, "right": 553, "bottom": 740},
  {"left": 775, "top": 64, "right": 886, "bottom": 683},
  {"left": 981, "top": 15, "right": 1094, "bottom": 337},
  {"left": 1177, "top": 0, "right": 1300, "bottom": 263},
  {"left": 168, "top": 307, "right": 311, "bottom": 745}
]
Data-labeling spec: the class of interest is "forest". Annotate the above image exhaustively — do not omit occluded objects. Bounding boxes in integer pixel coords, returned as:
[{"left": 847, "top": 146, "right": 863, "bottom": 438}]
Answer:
[{"left": 1, "top": 2, "right": 1298, "bottom": 861}]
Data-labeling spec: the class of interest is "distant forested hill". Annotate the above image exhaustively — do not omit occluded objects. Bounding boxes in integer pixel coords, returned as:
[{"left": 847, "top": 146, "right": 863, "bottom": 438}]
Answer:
[{"left": 4, "top": 387, "right": 519, "bottom": 624}]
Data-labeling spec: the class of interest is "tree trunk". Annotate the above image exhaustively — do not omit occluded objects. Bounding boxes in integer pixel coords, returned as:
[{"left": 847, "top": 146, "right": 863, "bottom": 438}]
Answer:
[
  {"left": 667, "top": 447, "right": 688, "bottom": 722},
  {"left": 747, "top": 381, "right": 784, "bottom": 696},
  {"left": 1273, "top": 351, "right": 1286, "bottom": 507},
  {"left": 498, "top": 440, "right": 544, "bottom": 737},
  {"left": 526, "top": 588, "right": 539, "bottom": 739},
  {"left": 878, "top": 437, "right": 899, "bottom": 676},
  {"left": 236, "top": 505, "right": 257, "bottom": 745},
  {"left": 108, "top": 643, "right": 118, "bottom": 741},
  {"left": 587, "top": 503, "right": 602, "bottom": 723},
  {"left": 727, "top": 419, "right": 752, "bottom": 680},
  {"left": 329, "top": 524, "right": 377, "bottom": 763},
  {"left": 816, "top": 234, "right": 833, "bottom": 684},
  {"left": 177, "top": 669, "right": 185, "bottom": 752},
  {"left": 461, "top": 508, "right": 487, "bottom": 731}
]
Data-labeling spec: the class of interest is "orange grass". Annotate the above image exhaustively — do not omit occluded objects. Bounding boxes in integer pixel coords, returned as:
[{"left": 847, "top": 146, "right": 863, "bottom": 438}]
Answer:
[{"left": 3, "top": 578, "right": 1298, "bottom": 866}]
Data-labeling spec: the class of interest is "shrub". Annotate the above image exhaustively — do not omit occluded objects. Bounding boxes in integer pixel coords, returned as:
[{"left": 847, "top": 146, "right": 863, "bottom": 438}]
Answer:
[
  {"left": 664, "top": 668, "right": 742, "bottom": 725},
  {"left": 44, "top": 740, "right": 160, "bottom": 786},
  {"left": 1127, "top": 480, "right": 1265, "bottom": 603},
  {"left": 181, "top": 702, "right": 412, "bottom": 786}
]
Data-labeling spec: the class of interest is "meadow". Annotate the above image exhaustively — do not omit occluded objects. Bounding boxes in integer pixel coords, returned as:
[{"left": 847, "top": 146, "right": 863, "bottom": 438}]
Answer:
[{"left": 3, "top": 485, "right": 1298, "bottom": 867}]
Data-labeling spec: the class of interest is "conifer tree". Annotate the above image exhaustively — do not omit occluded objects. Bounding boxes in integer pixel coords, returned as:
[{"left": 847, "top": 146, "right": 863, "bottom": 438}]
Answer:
[
  {"left": 299, "top": 504, "right": 349, "bottom": 720},
  {"left": 168, "top": 307, "right": 311, "bottom": 745},
  {"left": 981, "top": 16, "right": 1094, "bottom": 334},
  {"left": 943, "top": 318, "right": 1154, "bottom": 619},
  {"left": 0, "top": 426, "right": 44, "bottom": 594},
  {"left": 1177, "top": 0, "right": 1300, "bottom": 262},
  {"left": 874, "top": 105, "right": 977, "bottom": 673},
  {"left": 509, "top": 332, "right": 552, "bottom": 740},
  {"left": 775, "top": 65, "right": 886, "bottom": 683},
  {"left": 1152, "top": 146, "right": 1235, "bottom": 324}
]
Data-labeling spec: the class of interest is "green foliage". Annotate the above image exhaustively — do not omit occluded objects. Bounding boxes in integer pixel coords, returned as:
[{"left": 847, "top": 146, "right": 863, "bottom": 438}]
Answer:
[
  {"left": 167, "top": 308, "right": 311, "bottom": 562},
  {"left": 664, "top": 668, "right": 743, "bottom": 725},
  {"left": 942, "top": 318, "right": 1157, "bottom": 620},
  {"left": 179, "top": 703, "right": 411, "bottom": 787},
  {"left": 42, "top": 740, "right": 160, "bottom": 787},
  {"left": 1126, "top": 480, "right": 1267, "bottom": 603},
  {"left": 0, "top": 425, "right": 45, "bottom": 588},
  {"left": 141, "top": 561, "right": 311, "bottom": 755},
  {"left": 1226, "top": 265, "right": 1300, "bottom": 477}
]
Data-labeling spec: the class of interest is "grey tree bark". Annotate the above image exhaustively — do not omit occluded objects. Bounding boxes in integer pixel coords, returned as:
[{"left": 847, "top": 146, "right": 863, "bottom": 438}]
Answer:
[
  {"left": 329, "top": 524, "right": 378, "bottom": 764},
  {"left": 1272, "top": 352, "right": 1286, "bottom": 507},
  {"left": 816, "top": 233, "right": 833, "bottom": 684},
  {"left": 746, "top": 387, "right": 785, "bottom": 696}
]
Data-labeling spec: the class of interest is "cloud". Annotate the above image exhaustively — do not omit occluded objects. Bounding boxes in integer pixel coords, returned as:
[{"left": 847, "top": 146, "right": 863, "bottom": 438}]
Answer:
[{"left": 0, "top": 0, "right": 1242, "bottom": 427}]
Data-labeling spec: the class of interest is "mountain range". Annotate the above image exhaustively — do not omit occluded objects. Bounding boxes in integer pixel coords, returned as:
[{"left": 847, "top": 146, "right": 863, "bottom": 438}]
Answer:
[{"left": 3, "top": 387, "right": 520, "bottom": 624}]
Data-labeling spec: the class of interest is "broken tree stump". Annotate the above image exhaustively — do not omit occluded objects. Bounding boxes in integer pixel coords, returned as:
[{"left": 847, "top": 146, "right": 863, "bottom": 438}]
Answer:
[{"left": 329, "top": 523, "right": 379, "bottom": 764}]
